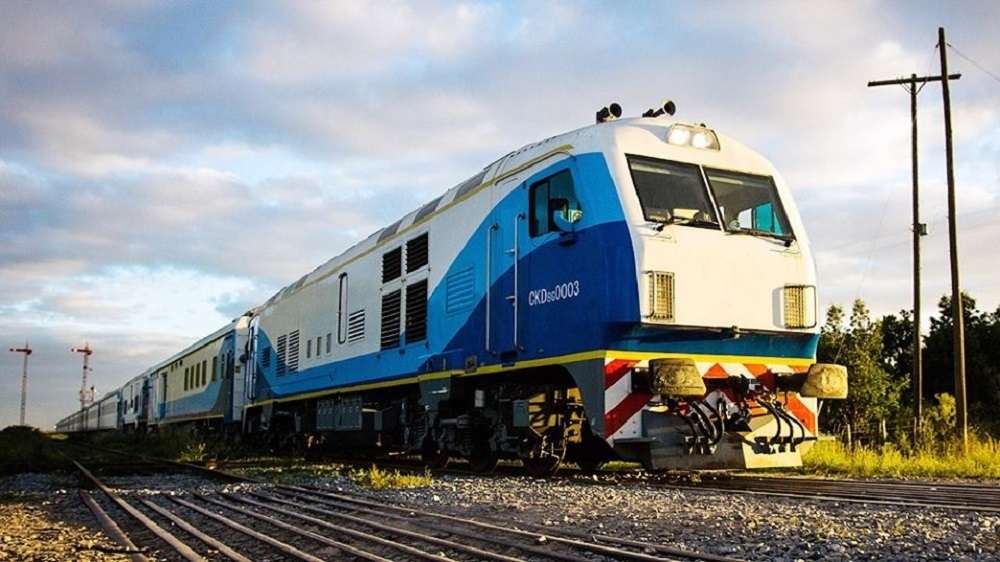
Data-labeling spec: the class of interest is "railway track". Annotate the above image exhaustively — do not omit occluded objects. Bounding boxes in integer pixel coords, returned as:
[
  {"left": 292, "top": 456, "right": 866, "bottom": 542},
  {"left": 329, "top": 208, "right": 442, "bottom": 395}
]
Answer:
[
  {"left": 690, "top": 473, "right": 1000, "bottom": 513},
  {"left": 234, "top": 454, "right": 1000, "bottom": 513},
  {"left": 60, "top": 445, "right": 740, "bottom": 562}
]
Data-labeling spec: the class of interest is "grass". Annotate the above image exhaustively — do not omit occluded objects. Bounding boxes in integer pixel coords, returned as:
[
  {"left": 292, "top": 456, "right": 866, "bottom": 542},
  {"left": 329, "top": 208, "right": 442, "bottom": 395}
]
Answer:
[
  {"left": 801, "top": 436, "right": 1000, "bottom": 480},
  {"left": 236, "top": 462, "right": 434, "bottom": 489},
  {"left": 349, "top": 465, "right": 434, "bottom": 490}
]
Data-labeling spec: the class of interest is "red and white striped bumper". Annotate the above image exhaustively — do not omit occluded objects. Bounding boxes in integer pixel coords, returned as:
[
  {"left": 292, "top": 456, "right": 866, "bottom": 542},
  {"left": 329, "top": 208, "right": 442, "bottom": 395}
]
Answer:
[{"left": 602, "top": 355, "right": 817, "bottom": 443}]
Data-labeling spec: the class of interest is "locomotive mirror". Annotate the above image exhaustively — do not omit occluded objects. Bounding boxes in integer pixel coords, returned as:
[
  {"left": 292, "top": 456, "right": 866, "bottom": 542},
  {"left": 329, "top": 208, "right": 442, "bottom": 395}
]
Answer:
[{"left": 551, "top": 201, "right": 582, "bottom": 232}]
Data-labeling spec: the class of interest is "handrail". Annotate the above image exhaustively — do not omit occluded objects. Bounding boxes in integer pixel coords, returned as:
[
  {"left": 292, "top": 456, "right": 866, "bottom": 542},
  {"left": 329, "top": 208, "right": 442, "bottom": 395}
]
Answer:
[
  {"left": 485, "top": 224, "right": 497, "bottom": 354},
  {"left": 511, "top": 213, "right": 524, "bottom": 349}
]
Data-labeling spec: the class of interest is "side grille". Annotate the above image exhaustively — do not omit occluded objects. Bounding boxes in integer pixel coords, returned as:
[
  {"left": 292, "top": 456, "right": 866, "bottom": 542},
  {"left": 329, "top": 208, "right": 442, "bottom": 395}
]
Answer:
[
  {"left": 406, "top": 233, "right": 429, "bottom": 272},
  {"left": 276, "top": 334, "right": 287, "bottom": 376},
  {"left": 381, "top": 289, "right": 402, "bottom": 349},
  {"left": 347, "top": 310, "right": 366, "bottom": 343},
  {"left": 783, "top": 285, "right": 816, "bottom": 328},
  {"left": 647, "top": 271, "right": 675, "bottom": 322},
  {"left": 446, "top": 267, "right": 475, "bottom": 313},
  {"left": 382, "top": 247, "right": 402, "bottom": 283},
  {"left": 405, "top": 279, "right": 428, "bottom": 343},
  {"left": 287, "top": 330, "right": 300, "bottom": 374}
]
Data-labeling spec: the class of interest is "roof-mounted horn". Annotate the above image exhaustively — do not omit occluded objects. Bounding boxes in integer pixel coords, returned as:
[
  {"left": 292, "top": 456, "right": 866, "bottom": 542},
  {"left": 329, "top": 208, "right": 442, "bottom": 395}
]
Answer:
[
  {"left": 642, "top": 100, "right": 676, "bottom": 118},
  {"left": 595, "top": 102, "right": 622, "bottom": 124}
]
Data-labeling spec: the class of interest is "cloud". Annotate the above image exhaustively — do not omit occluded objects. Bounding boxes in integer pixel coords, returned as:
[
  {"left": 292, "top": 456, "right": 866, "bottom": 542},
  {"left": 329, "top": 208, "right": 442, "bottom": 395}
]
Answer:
[{"left": 2, "top": 1, "right": 999, "bottom": 428}]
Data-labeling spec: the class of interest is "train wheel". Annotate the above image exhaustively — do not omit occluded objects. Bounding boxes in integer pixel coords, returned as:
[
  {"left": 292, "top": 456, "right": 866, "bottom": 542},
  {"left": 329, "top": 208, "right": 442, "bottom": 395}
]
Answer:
[
  {"left": 469, "top": 442, "right": 499, "bottom": 473},
  {"left": 523, "top": 456, "right": 561, "bottom": 478},
  {"left": 575, "top": 458, "right": 606, "bottom": 473},
  {"left": 421, "top": 447, "right": 450, "bottom": 470}
]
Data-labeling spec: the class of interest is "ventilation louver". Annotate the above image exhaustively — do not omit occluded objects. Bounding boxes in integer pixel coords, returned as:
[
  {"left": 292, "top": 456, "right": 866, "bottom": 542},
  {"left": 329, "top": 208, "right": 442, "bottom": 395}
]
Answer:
[
  {"left": 406, "top": 279, "right": 428, "bottom": 343},
  {"left": 287, "top": 330, "right": 300, "bottom": 374},
  {"left": 406, "top": 234, "right": 429, "bottom": 272},
  {"left": 382, "top": 247, "right": 402, "bottom": 283},
  {"left": 276, "top": 334, "right": 287, "bottom": 376},
  {"left": 381, "top": 289, "right": 402, "bottom": 349},
  {"left": 347, "top": 310, "right": 366, "bottom": 343}
]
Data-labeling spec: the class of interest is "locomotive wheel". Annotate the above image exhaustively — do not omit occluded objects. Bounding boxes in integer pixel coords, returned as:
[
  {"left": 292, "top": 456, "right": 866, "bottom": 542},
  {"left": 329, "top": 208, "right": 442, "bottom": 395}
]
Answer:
[
  {"left": 469, "top": 442, "right": 499, "bottom": 473},
  {"left": 422, "top": 447, "right": 451, "bottom": 470},
  {"left": 523, "top": 456, "right": 561, "bottom": 478},
  {"left": 575, "top": 458, "right": 607, "bottom": 473}
]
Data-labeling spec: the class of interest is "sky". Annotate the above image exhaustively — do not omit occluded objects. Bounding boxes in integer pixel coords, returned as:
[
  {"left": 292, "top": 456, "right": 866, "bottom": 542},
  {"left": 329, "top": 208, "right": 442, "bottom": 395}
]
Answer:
[{"left": 2, "top": 1, "right": 998, "bottom": 429}]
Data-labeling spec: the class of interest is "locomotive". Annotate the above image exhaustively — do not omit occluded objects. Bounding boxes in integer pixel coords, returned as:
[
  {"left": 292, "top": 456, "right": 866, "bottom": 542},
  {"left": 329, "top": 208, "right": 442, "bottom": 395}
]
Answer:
[{"left": 56, "top": 102, "right": 847, "bottom": 474}]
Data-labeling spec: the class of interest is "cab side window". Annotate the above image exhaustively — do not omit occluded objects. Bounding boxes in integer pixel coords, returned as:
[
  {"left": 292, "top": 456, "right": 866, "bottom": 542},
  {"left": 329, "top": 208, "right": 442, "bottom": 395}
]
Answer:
[{"left": 529, "top": 170, "right": 579, "bottom": 237}]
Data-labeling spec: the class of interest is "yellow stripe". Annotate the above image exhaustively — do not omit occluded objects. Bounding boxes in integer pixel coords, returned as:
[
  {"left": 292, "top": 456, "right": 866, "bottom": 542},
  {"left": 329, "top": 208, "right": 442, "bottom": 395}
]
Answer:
[
  {"left": 274, "top": 144, "right": 575, "bottom": 301},
  {"left": 247, "top": 349, "right": 813, "bottom": 407},
  {"left": 602, "top": 350, "right": 814, "bottom": 366},
  {"left": 156, "top": 413, "right": 223, "bottom": 425}
]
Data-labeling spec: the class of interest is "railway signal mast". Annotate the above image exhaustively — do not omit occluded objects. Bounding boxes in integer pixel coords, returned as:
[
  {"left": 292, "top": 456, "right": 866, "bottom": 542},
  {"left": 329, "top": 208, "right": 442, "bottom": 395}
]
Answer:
[
  {"left": 72, "top": 343, "right": 94, "bottom": 428},
  {"left": 8, "top": 342, "right": 32, "bottom": 426}
]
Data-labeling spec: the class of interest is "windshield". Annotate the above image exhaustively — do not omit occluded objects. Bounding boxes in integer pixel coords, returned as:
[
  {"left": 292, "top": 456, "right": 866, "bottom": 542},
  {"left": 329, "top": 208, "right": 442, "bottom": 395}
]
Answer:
[
  {"left": 705, "top": 168, "right": 793, "bottom": 239},
  {"left": 627, "top": 155, "right": 719, "bottom": 227}
]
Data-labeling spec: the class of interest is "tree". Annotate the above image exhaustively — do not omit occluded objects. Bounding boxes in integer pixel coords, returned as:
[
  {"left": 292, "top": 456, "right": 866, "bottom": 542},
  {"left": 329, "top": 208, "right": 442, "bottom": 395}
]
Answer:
[
  {"left": 817, "top": 299, "right": 907, "bottom": 434},
  {"left": 880, "top": 309, "right": 915, "bottom": 402}
]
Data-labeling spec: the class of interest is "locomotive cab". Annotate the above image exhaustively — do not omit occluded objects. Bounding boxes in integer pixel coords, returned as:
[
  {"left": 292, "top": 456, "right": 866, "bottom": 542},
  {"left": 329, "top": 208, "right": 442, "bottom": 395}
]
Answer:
[{"left": 590, "top": 117, "right": 848, "bottom": 470}]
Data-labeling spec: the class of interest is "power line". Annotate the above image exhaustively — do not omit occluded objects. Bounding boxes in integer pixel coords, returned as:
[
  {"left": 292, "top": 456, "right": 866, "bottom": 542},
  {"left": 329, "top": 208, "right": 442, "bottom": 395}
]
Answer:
[
  {"left": 817, "top": 203, "right": 1000, "bottom": 253},
  {"left": 948, "top": 42, "right": 1000, "bottom": 85}
]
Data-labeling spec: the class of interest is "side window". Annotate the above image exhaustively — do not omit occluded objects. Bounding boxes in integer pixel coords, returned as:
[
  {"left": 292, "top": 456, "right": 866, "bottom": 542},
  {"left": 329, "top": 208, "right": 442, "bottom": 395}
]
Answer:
[{"left": 529, "top": 170, "right": 578, "bottom": 237}]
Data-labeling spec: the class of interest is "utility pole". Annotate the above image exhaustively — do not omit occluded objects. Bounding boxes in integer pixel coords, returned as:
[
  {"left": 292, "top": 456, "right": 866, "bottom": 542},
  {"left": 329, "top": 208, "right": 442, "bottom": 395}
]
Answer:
[
  {"left": 938, "top": 26, "right": 968, "bottom": 449},
  {"left": 867, "top": 69, "right": 960, "bottom": 433},
  {"left": 8, "top": 342, "right": 32, "bottom": 426},
  {"left": 72, "top": 343, "right": 94, "bottom": 430}
]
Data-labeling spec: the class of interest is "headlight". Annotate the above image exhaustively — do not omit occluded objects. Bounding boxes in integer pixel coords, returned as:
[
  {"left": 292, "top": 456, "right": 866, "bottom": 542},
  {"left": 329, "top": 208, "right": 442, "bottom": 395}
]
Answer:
[
  {"left": 665, "top": 124, "right": 720, "bottom": 150},
  {"left": 667, "top": 127, "right": 691, "bottom": 146},
  {"left": 783, "top": 285, "right": 817, "bottom": 329},
  {"left": 647, "top": 271, "right": 675, "bottom": 322}
]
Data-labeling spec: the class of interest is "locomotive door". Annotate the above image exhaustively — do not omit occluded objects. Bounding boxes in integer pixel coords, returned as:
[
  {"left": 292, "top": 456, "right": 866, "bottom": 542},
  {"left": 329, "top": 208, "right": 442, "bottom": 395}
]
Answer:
[
  {"left": 158, "top": 372, "right": 167, "bottom": 419},
  {"left": 487, "top": 179, "right": 526, "bottom": 360},
  {"left": 220, "top": 336, "right": 234, "bottom": 424}
]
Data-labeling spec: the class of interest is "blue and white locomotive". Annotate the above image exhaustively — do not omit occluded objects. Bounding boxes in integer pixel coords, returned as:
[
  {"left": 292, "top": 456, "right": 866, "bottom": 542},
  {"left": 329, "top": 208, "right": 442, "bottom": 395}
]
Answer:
[{"left": 56, "top": 102, "right": 847, "bottom": 473}]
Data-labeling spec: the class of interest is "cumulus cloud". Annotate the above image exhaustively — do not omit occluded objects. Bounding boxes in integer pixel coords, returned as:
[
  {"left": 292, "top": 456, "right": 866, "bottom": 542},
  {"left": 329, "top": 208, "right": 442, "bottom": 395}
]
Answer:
[{"left": 1, "top": 1, "right": 999, "bottom": 428}]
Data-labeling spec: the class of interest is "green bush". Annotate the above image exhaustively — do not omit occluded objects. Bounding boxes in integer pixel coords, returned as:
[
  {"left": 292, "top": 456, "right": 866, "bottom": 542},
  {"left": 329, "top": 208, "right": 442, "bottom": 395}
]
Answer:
[{"left": 0, "top": 426, "right": 67, "bottom": 473}]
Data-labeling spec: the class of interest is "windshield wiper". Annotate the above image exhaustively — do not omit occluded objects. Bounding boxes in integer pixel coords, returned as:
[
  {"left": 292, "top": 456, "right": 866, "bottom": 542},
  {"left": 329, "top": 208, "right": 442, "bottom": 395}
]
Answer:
[
  {"left": 668, "top": 216, "right": 720, "bottom": 229},
  {"left": 730, "top": 228, "right": 795, "bottom": 244}
]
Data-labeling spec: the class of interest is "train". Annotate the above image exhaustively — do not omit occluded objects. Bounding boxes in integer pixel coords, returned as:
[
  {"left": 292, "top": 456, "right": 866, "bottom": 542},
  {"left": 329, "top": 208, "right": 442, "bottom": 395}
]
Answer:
[{"left": 56, "top": 101, "right": 848, "bottom": 474}]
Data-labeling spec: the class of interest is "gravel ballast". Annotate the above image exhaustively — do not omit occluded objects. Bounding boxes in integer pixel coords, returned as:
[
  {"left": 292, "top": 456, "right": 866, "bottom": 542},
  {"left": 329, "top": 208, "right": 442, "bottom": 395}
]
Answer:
[
  {"left": 3, "top": 469, "right": 999, "bottom": 561},
  {"left": 0, "top": 474, "right": 135, "bottom": 561},
  {"left": 267, "top": 469, "right": 1000, "bottom": 562}
]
